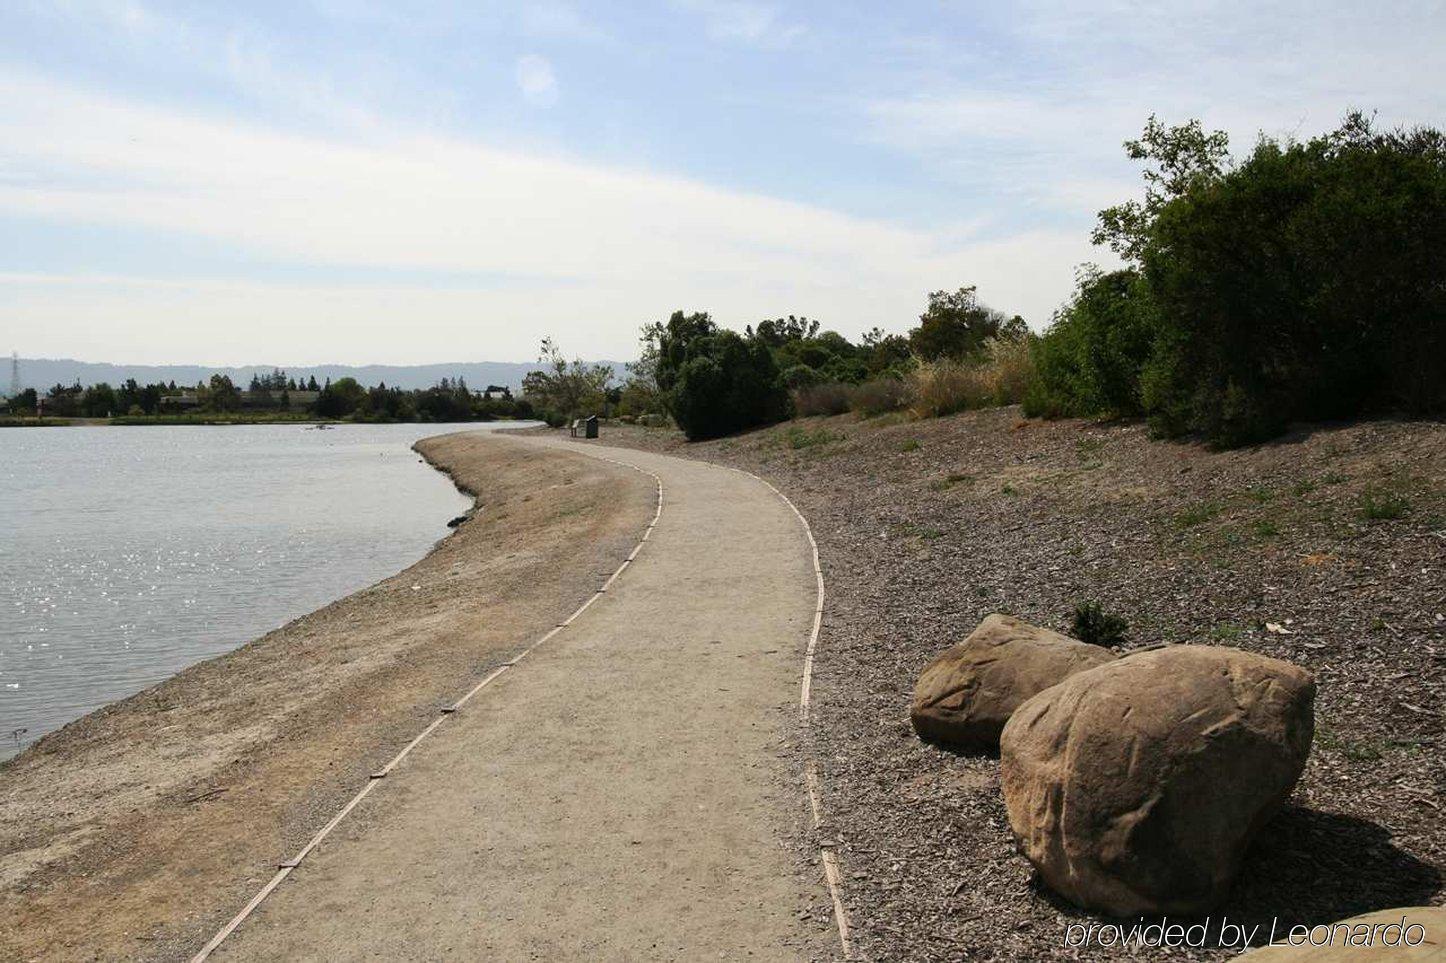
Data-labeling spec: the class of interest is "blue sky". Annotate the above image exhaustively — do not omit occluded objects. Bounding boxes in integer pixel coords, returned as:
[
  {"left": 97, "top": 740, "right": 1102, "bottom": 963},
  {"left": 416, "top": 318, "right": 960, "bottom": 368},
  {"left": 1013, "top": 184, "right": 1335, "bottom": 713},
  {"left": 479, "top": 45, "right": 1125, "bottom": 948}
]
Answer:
[{"left": 2, "top": 1, "right": 1443, "bottom": 364}]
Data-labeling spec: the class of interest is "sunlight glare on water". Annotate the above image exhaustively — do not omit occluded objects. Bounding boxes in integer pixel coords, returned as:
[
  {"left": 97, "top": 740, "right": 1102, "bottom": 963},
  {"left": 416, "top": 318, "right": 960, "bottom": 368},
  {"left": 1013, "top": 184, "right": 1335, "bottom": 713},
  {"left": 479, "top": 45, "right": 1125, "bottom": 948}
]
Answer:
[{"left": 0, "top": 423, "right": 522, "bottom": 757}]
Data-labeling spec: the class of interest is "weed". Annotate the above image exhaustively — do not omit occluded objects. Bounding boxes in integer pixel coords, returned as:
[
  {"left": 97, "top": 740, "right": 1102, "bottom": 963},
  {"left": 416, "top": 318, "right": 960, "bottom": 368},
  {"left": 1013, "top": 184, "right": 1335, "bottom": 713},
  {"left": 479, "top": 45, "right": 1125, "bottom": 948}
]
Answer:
[
  {"left": 781, "top": 425, "right": 843, "bottom": 450},
  {"left": 899, "top": 438, "right": 922, "bottom": 452},
  {"left": 929, "top": 472, "right": 970, "bottom": 492},
  {"left": 1245, "top": 486, "right": 1276, "bottom": 503},
  {"left": 1358, "top": 489, "right": 1410, "bottom": 521},
  {"left": 1174, "top": 501, "right": 1221, "bottom": 528},
  {"left": 1253, "top": 518, "right": 1281, "bottom": 537},
  {"left": 1071, "top": 602, "right": 1129, "bottom": 647},
  {"left": 1210, "top": 622, "right": 1246, "bottom": 641}
]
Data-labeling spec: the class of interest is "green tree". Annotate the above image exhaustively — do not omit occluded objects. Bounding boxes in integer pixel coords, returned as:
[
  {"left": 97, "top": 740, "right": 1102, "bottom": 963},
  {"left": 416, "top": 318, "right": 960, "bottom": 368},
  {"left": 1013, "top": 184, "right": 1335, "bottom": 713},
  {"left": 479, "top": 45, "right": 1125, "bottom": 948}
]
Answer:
[
  {"left": 521, "top": 338, "right": 613, "bottom": 421},
  {"left": 206, "top": 374, "right": 241, "bottom": 412},
  {"left": 909, "top": 287, "right": 1026, "bottom": 361},
  {"left": 668, "top": 329, "right": 789, "bottom": 440}
]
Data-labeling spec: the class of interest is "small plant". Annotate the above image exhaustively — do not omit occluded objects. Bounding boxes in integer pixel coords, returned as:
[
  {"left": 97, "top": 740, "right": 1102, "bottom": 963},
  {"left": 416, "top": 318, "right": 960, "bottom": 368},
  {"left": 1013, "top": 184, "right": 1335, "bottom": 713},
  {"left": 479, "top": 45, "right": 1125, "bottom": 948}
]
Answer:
[
  {"left": 783, "top": 425, "right": 842, "bottom": 449},
  {"left": 1072, "top": 602, "right": 1129, "bottom": 648},
  {"left": 1253, "top": 518, "right": 1281, "bottom": 537},
  {"left": 1174, "top": 501, "right": 1221, "bottom": 528},
  {"left": 899, "top": 438, "right": 921, "bottom": 452},
  {"left": 1358, "top": 489, "right": 1410, "bottom": 521},
  {"left": 1244, "top": 485, "right": 1276, "bottom": 503},
  {"left": 929, "top": 472, "right": 970, "bottom": 491}
]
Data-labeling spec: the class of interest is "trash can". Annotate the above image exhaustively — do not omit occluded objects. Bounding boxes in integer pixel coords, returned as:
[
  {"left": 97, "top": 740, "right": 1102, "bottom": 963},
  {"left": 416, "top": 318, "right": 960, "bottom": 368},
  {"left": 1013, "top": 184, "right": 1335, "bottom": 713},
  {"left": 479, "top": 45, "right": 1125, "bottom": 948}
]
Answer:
[{"left": 584, "top": 415, "right": 599, "bottom": 439}]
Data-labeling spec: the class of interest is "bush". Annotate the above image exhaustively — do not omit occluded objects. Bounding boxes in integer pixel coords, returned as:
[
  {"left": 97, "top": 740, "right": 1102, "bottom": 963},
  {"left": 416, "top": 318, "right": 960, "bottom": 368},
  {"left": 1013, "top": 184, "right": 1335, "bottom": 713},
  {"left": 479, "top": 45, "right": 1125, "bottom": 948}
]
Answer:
[
  {"left": 848, "top": 378, "right": 908, "bottom": 417},
  {"left": 1024, "top": 268, "right": 1159, "bottom": 419},
  {"left": 792, "top": 382, "right": 853, "bottom": 416},
  {"left": 782, "top": 363, "right": 823, "bottom": 390},
  {"left": 1084, "top": 113, "right": 1446, "bottom": 446},
  {"left": 669, "top": 329, "right": 789, "bottom": 440},
  {"left": 1071, "top": 602, "right": 1128, "bottom": 648}
]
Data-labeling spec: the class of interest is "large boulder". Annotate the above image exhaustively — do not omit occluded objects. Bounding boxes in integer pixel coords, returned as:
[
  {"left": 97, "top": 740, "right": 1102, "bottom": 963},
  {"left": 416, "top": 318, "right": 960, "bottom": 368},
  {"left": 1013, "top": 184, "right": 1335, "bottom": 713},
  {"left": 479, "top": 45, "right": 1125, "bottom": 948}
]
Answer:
[
  {"left": 999, "top": 645, "right": 1315, "bottom": 916},
  {"left": 1237, "top": 906, "right": 1446, "bottom": 960},
  {"left": 910, "top": 614, "right": 1116, "bottom": 750}
]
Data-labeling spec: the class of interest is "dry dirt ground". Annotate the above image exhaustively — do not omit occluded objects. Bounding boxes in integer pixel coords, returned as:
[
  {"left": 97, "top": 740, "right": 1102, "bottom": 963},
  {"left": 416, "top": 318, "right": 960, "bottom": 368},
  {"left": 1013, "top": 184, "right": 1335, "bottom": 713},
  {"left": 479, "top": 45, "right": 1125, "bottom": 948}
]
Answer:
[
  {"left": 1, "top": 432, "right": 656, "bottom": 961},
  {"left": 563, "top": 410, "right": 1445, "bottom": 962}
]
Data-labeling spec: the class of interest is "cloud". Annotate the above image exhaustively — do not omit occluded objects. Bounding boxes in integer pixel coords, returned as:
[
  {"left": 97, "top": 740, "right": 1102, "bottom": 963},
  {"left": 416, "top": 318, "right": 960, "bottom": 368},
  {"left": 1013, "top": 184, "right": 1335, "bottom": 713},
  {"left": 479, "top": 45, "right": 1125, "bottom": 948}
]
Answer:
[
  {"left": 0, "top": 70, "right": 1097, "bottom": 363},
  {"left": 519, "top": 2, "right": 609, "bottom": 43},
  {"left": 675, "top": 0, "right": 805, "bottom": 49},
  {"left": 860, "top": 0, "right": 1446, "bottom": 217},
  {"left": 514, "top": 54, "right": 559, "bottom": 107}
]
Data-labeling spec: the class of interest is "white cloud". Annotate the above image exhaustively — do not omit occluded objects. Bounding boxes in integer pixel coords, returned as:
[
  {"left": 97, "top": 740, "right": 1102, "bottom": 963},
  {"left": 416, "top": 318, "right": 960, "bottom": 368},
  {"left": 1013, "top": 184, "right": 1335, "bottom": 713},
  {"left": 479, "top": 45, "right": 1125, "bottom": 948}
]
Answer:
[
  {"left": 0, "top": 71, "right": 1095, "bottom": 363},
  {"left": 520, "top": 2, "right": 609, "bottom": 43},
  {"left": 675, "top": 0, "right": 805, "bottom": 49},
  {"left": 514, "top": 54, "right": 559, "bottom": 107}
]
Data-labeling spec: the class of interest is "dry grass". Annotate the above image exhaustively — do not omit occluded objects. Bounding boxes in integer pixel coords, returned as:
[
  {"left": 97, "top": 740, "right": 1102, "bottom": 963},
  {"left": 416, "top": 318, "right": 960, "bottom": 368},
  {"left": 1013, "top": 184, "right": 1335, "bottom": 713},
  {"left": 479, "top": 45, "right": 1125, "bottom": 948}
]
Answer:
[{"left": 906, "top": 338, "right": 1035, "bottom": 419}]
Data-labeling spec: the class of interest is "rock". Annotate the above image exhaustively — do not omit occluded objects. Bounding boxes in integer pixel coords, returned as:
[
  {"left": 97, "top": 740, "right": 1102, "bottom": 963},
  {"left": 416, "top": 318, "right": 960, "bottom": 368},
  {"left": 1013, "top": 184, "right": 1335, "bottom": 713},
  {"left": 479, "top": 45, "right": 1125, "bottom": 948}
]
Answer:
[
  {"left": 1236, "top": 905, "right": 1446, "bottom": 960},
  {"left": 446, "top": 515, "right": 468, "bottom": 528},
  {"left": 1000, "top": 645, "right": 1315, "bottom": 916},
  {"left": 909, "top": 614, "right": 1116, "bottom": 750}
]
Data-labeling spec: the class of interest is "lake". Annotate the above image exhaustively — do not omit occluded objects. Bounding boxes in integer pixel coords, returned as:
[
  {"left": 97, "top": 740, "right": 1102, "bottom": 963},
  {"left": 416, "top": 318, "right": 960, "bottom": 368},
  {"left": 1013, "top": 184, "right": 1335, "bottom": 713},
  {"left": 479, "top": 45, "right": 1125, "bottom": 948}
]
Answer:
[{"left": 0, "top": 422, "right": 526, "bottom": 758}]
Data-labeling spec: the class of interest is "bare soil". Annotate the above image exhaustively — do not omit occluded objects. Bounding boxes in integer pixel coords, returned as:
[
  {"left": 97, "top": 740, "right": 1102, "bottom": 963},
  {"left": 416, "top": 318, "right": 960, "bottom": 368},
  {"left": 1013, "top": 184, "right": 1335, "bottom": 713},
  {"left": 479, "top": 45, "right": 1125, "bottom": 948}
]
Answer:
[
  {"left": 564, "top": 410, "right": 1446, "bottom": 961},
  {"left": 0, "top": 431, "right": 655, "bottom": 962}
]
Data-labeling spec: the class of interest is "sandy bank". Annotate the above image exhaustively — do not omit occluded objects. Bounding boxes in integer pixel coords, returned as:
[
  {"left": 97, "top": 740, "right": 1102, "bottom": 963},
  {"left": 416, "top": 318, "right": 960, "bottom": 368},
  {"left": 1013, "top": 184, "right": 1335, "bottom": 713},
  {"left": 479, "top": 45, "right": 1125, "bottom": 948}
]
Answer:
[{"left": 0, "top": 431, "right": 656, "bottom": 962}]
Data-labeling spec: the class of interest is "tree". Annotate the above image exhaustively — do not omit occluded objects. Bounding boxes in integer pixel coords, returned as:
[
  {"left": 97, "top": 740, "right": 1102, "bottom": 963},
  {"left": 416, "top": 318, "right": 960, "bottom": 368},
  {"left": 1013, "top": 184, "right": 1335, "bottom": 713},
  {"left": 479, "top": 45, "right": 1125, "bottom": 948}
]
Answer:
[
  {"left": 909, "top": 287, "right": 1026, "bottom": 361},
  {"left": 521, "top": 338, "right": 613, "bottom": 421},
  {"left": 647, "top": 310, "right": 789, "bottom": 440},
  {"left": 314, "top": 376, "right": 366, "bottom": 418},
  {"left": 206, "top": 374, "right": 241, "bottom": 412}
]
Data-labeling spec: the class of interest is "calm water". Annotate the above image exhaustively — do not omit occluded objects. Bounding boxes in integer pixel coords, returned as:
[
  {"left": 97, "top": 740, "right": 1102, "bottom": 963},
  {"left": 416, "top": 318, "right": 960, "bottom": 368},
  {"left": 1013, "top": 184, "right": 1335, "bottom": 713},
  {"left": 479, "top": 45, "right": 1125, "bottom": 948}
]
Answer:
[{"left": 0, "top": 423, "right": 527, "bottom": 758}]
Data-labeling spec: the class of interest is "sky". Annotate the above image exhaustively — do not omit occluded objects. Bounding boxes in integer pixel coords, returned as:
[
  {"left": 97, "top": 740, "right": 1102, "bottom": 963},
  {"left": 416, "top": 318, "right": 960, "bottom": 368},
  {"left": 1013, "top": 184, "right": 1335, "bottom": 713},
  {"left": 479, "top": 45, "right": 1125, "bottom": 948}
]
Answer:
[{"left": 1, "top": 1, "right": 1442, "bottom": 365}]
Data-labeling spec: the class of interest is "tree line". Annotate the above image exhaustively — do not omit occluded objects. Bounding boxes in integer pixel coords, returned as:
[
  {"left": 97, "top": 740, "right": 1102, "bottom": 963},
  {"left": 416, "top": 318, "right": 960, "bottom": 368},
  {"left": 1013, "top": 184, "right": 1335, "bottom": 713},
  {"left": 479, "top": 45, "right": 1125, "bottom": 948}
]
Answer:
[
  {"left": 536, "top": 110, "right": 1443, "bottom": 445},
  {"left": 7, "top": 370, "right": 531, "bottom": 422}
]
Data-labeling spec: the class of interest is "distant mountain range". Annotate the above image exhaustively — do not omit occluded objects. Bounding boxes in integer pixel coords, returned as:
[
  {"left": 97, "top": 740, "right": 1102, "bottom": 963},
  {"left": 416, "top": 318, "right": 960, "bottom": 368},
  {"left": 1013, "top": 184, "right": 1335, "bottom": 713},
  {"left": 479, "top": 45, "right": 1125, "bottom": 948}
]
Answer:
[{"left": 6, "top": 357, "right": 631, "bottom": 394}]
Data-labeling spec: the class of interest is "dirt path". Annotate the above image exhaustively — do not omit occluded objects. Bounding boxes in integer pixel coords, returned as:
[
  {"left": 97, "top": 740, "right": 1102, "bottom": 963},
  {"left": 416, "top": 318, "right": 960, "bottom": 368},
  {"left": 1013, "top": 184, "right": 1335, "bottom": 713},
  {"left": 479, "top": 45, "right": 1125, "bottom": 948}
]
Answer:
[{"left": 212, "top": 435, "right": 830, "bottom": 961}]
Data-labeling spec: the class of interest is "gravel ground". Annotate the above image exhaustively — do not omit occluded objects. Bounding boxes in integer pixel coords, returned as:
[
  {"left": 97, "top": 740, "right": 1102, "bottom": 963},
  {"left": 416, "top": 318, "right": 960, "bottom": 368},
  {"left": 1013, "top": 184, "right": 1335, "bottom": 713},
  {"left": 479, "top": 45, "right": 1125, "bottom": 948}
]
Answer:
[{"left": 562, "top": 409, "right": 1445, "bottom": 961}]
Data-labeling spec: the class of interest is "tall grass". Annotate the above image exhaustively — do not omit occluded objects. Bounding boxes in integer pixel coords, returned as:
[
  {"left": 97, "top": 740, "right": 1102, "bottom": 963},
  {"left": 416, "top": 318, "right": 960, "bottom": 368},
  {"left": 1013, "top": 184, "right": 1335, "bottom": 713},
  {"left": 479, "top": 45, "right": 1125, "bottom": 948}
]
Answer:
[
  {"left": 906, "top": 338, "right": 1035, "bottom": 419},
  {"left": 791, "top": 382, "right": 854, "bottom": 417}
]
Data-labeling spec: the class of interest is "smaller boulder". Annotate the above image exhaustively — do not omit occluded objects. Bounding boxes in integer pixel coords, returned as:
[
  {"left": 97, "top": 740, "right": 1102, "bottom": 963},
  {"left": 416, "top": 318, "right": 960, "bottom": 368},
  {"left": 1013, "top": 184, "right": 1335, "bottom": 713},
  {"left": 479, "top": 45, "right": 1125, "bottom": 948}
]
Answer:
[
  {"left": 910, "top": 614, "right": 1116, "bottom": 750},
  {"left": 1000, "top": 645, "right": 1315, "bottom": 916}
]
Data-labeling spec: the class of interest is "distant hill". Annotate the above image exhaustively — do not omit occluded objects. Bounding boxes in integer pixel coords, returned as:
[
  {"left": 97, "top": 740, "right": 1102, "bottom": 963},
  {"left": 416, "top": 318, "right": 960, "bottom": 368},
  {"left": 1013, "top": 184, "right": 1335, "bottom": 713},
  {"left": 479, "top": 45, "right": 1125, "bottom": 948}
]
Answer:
[{"left": 8, "top": 358, "right": 631, "bottom": 393}]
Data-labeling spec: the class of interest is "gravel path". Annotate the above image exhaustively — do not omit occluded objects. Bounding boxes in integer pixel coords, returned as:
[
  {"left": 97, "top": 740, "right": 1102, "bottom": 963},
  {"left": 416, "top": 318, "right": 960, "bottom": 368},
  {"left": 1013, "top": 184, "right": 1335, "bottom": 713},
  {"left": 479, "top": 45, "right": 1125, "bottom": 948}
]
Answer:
[
  {"left": 215, "top": 433, "right": 835, "bottom": 961},
  {"left": 563, "top": 410, "right": 1445, "bottom": 961}
]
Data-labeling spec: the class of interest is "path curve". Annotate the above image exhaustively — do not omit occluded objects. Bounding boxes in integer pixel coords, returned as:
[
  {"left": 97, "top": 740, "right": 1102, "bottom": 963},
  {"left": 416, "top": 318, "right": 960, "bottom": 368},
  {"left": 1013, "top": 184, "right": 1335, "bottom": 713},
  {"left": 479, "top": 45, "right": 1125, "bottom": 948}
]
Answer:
[{"left": 206, "top": 433, "right": 843, "bottom": 961}]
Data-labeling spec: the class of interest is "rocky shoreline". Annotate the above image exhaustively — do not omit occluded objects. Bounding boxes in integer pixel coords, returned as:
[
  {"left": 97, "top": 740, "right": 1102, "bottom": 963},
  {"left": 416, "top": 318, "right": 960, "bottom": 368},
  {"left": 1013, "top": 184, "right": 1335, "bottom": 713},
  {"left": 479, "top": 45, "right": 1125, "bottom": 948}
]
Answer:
[{"left": 563, "top": 410, "right": 1445, "bottom": 961}]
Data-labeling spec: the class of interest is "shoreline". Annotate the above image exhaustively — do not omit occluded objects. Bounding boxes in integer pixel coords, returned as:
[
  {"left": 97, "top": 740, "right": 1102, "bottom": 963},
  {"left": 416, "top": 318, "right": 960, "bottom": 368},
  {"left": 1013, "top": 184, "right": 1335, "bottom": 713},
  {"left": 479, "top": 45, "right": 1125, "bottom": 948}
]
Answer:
[{"left": 0, "top": 430, "right": 656, "bottom": 961}]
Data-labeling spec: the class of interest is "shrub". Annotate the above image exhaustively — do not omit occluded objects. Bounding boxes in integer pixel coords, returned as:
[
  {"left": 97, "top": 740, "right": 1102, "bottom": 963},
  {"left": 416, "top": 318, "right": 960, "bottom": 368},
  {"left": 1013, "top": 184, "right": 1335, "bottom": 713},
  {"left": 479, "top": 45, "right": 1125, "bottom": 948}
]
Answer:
[
  {"left": 1087, "top": 113, "right": 1446, "bottom": 446},
  {"left": 782, "top": 363, "right": 823, "bottom": 390},
  {"left": 669, "top": 329, "right": 789, "bottom": 440},
  {"left": 1024, "top": 267, "right": 1159, "bottom": 419},
  {"left": 848, "top": 378, "right": 908, "bottom": 417},
  {"left": 792, "top": 381, "right": 853, "bottom": 417},
  {"left": 1071, "top": 602, "right": 1128, "bottom": 648}
]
